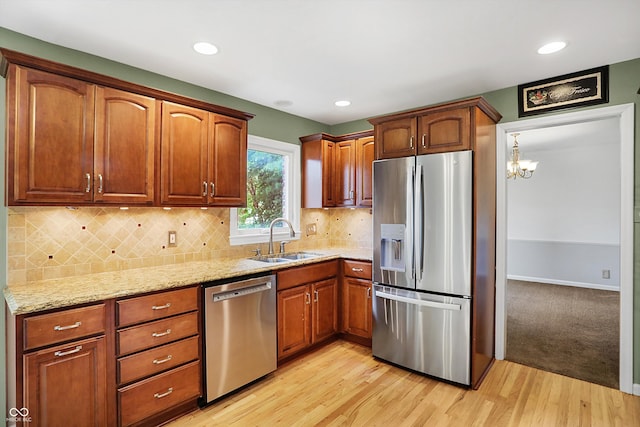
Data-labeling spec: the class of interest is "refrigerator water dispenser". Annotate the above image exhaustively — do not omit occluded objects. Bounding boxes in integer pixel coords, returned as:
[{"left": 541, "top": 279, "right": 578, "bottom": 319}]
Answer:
[{"left": 380, "top": 224, "right": 406, "bottom": 272}]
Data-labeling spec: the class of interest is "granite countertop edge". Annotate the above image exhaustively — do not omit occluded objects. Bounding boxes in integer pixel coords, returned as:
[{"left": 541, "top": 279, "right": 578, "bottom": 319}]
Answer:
[{"left": 4, "top": 248, "right": 372, "bottom": 316}]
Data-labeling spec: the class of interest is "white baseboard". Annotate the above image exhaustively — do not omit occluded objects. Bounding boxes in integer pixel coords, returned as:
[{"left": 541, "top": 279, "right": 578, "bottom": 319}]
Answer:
[{"left": 507, "top": 275, "right": 620, "bottom": 292}]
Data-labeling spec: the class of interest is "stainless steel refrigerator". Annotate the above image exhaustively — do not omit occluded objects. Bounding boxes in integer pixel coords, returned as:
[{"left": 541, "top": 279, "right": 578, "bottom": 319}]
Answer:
[{"left": 372, "top": 150, "right": 473, "bottom": 386}]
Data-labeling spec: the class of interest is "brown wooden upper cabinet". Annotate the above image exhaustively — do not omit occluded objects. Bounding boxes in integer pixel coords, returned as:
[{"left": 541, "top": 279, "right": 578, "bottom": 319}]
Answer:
[
  {"left": 369, "top": 98, "right": 502, "bottom": 159},
  {"left": 160, "top": 103, "right": 247, "bottom": 207},
  {"left": 300, "top": 131, "right": 374, "bottom": 208},
  {"left": 5, "top": 65, "right": 157, "bottom": 205},
  {"left": 1, "top": 48, "right": 253, "bottom": 207}
]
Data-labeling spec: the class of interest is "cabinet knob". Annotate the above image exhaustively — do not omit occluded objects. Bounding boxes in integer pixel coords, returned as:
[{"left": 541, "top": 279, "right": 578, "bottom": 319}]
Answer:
[
  {"left": 305, "top": 292, "right": 311, "bottom": 305},
  {"left": 210, "top": 182, "right": 215, "bottom": 197},
  {"left": 202, "top": 181, "right": 208, "bottom": 197},
  {"left": 314, "top": 290, "right": 319, "bottom": 303},
  {"left": 97, "top": 174, "right": 103, "bottom": 194},
  {"left": 351, "top": 267, "right": 364, "bottom": 272},
  {"left": 421, "top": 134, "right": 426, "bottom": 148},
  {"left": 85, "top": 173, "right": 91, "bottom": 193},
  {"left": 151, "top": 303, "right": 171, "bottom": 310},
  {"left": 409, "top": 136, "right": 414, "bottom": 149},
  {"left": 367, "top": 287, "right": 372, "bottom": 298}
]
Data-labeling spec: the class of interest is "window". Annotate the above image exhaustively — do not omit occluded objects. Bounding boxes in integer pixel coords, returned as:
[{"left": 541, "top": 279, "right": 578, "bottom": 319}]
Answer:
[{"left": 229, "top": 135, "right": 300, "bottom": 246}]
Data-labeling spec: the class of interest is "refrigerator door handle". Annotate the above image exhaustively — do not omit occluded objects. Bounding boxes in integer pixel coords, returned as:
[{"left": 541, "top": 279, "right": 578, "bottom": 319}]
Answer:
[
  {"left": 411, "top": 164, "right": 416, "bottom": 279},
  {"left": 416, "top": 163, "right": 425, "bottom": 281},
  {"left": 375, "top": 290, "right": 462, "bottom": 311}
]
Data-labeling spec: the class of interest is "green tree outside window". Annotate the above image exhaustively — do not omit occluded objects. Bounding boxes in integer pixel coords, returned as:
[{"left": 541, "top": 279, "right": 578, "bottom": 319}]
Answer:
[{"left": 238, "top": 149, "right": 285, "bottom": 229}]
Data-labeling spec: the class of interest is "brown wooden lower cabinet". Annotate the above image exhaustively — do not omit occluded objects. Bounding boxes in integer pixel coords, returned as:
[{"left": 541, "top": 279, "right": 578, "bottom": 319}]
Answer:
[
  {"left": 115, "top": 286, "right": 201, "bottom": 426},
  {"left": 23, "top": 336, "right": 108, "bottom": 426},
  {"left": 277, "top": 261, "right": 339, "bottom": 361},
  {"left": 118, "top": 361, "right": 201, "bottom": 427},
  {"left": 342, "top": 277, "right": 372, "bottom": 340},
  {"left": 341, "top": 260, "right": 373, "bottom": 345}
]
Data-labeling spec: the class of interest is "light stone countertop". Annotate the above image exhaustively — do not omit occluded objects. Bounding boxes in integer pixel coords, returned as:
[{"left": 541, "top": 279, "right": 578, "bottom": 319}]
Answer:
[{"left": 4, "top": 248, "right": 372, "bottom": 315}]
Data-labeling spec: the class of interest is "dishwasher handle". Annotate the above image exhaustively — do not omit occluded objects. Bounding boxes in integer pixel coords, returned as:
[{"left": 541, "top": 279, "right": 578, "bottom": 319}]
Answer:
[{"left": 212, "top": 280, "right": 273, "bottom": 302}]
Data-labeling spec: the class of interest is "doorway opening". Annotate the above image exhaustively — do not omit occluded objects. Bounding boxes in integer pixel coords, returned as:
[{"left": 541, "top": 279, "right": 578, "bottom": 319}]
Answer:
[{"left": 495, "top": 103, "right": 634, "bottom": 394}]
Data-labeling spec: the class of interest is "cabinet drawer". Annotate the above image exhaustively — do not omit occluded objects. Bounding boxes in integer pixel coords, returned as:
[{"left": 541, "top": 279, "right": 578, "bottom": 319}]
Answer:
[
  {"left": 117, "top": 311, "right": 198, "bottom": 356},
  {"left": 116, "top": 286, "right": 198, "bottom": 327},
  {"left": 118, "top": 361, "right": 201, "bottom": 427},
  {"left": 118, "top": 336, "right": 199, "bottom": 385},
  {"left": 23, "top": 304, "right": 105, "bottom": 350},
  {"left": 277, "top": 260, "right": 338, "bottom": 290},
  {"left": 343, "top": 260, "right": 372, "bottom": 279}
]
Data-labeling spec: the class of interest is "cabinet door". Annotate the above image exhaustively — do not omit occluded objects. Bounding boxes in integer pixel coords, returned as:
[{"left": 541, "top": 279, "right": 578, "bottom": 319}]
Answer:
[
  {"left": 375, "top": 117, "right": 416, "bottom": 159},
  {"left": 355, "top": 136, "right": 375, "bottom": 207},
  {"left": 335, "top": 140, "right": 356, "bottom": 207},
  {"left": 417, "top": 108, "right": 471, "bottom": 154},
  {"left": 277, "top": 286, "right": 311, "bottom": 359},
  {"left": 209, "top": 114, "right": 247, "bottom": 206},
  {"left": 321, "top": 141, "right": 337, "bottom": 207},
  {"left": 160, "top": 101, "right": 209, "bottom": 205},
  {"left": 312, "top": 278, "right": 338, "bottom": 343},
  {"left": 343, "top": 277, "right": 372, "bottom": 339},
  {"left": 95, "top": 87, "right": 157, "bottom": 204},
  {"left": 24, "top": 336, "right": 107, "bottom": 426},
  {"left": 8, "top": 65, "right": 95, "bottom": 204}
]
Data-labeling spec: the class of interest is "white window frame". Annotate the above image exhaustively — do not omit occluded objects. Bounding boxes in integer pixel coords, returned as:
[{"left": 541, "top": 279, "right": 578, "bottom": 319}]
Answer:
[{"left": 229, "top": 134, "right": 301, "bottom": 246}]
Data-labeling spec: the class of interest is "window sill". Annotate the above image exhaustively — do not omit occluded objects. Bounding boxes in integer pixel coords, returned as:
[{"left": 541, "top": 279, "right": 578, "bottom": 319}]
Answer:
[{"left": 229, "top": 232, "right": 301, "bottom": 247}]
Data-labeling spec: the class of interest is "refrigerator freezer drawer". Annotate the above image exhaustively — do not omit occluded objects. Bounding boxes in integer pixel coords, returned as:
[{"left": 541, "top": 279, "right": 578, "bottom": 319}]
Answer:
[{"left": 372, "top": 284, "right": 471, "bottom": 385}]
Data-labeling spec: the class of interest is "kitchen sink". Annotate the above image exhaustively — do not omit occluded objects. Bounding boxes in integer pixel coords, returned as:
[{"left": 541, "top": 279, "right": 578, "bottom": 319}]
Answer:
[
  {"left": 249, "top": 252, "right": 321, "bottom": 263},
  {"left": 279, "top": 252, "right": 321, "bottom": 260}
]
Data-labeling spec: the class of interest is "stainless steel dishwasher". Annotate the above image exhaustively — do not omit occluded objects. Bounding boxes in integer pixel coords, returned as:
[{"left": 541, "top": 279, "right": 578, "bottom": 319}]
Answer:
[{"left": 201, "top": 273, "right": 277, "bottom": 404}]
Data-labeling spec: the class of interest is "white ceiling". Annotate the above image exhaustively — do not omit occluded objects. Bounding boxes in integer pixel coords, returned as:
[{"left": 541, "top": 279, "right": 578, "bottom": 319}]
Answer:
[{"left": 1, "top": 0, "right": 639, "bottom": 125}]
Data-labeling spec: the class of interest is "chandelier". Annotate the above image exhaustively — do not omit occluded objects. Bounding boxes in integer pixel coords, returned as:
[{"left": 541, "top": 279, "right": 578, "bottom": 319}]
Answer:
[{"left": 507, "top": 133, "right": 538, "bottom": 179}]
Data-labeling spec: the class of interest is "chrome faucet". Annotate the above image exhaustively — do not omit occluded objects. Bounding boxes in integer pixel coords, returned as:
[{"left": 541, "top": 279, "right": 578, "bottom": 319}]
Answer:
[{"left": 268, "top": 217, "right": 296, "bottom": 254}]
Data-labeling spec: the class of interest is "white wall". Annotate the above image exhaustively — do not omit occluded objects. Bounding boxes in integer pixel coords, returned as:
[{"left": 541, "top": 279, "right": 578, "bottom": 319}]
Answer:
[{"left": 506, "top": 122, "right": 621, "bottom": 289}]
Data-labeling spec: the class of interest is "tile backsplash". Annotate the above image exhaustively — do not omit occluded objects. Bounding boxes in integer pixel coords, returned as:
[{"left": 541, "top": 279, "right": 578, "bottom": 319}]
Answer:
[{"left": 7, "top": 207, "right": 372, "bottom": 283}]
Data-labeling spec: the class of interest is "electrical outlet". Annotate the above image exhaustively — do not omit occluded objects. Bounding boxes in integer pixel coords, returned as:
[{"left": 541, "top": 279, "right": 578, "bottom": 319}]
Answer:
[
  {"left": 602, "top": 269, "right": 610, "bottom": 279},
  {"left": 306, "top": 223, "right": 317, "bottom": 236},
  {"left": 168, "top": 231, "right": 177, "bottom": 247}
]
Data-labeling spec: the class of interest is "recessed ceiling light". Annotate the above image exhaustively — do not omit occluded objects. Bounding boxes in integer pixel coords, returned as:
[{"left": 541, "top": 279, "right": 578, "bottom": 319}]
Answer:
[
  {"left": 193, "top": 42, "right": 219, "bottom": 55},
  {"left": 335, "top": 100, "right": 351, "bottom": 107},
  {"left": 274, "top": 100, "right": 293, "bottom": 107},
  {"left": 537, "top": 41, "right": 567, "bottom": 55}
]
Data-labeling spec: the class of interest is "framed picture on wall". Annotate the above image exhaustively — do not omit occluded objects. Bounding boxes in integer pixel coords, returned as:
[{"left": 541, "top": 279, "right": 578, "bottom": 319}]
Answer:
[{"left": 517, "top": 65, "right": 609, "bottom": 117}]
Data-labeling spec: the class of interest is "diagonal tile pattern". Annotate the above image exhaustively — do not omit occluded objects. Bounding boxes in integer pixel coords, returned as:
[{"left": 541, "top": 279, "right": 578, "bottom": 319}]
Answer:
[{"left": 8, "top": 207, "right": 372, "bottom": 284}]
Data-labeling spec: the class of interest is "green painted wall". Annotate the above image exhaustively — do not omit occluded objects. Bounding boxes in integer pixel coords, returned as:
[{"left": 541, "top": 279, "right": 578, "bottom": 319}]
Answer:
[
  {"left": 0, "top": 49, "right": 6, "bottom": 421},
  {"left": 0, "top": 24, "right": 638, "bottom": 411}
]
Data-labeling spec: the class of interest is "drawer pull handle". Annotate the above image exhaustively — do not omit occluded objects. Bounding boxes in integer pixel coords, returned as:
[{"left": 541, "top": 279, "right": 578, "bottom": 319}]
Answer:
[
  {"left": 54, "top": 346, "right": 82, "bottom": 357},
  {"left": 54, "top": 321, "right": 82, "bottom": 331},
  {"left": 152, "top": 303, "right": 172, "bottom": 310},
  {"left": 152, "top": 329, "right": 172, "bottom": 338},
  {"left": 351, "top": 267, "right": 364, "bottom": 272},
  {"left": 154, "top": 387, "right": 173, "bottom": 399},
  {"left": 153, "top": 355, "right": 173, "bottom": 365},
  {"left": 367, "top": 287, "right": 372, "bottom": 298}
]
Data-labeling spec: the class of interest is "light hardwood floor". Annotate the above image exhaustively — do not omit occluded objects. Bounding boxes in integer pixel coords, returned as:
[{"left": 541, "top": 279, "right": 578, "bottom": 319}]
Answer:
[{"left": 168, "top": 340, "right": 640, "bottom": 426}]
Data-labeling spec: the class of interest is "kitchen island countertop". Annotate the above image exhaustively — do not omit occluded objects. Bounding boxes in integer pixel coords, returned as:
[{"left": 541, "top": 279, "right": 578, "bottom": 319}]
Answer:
[{"left": 4, "top": 248, "right": 372, "bottom": 315}]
